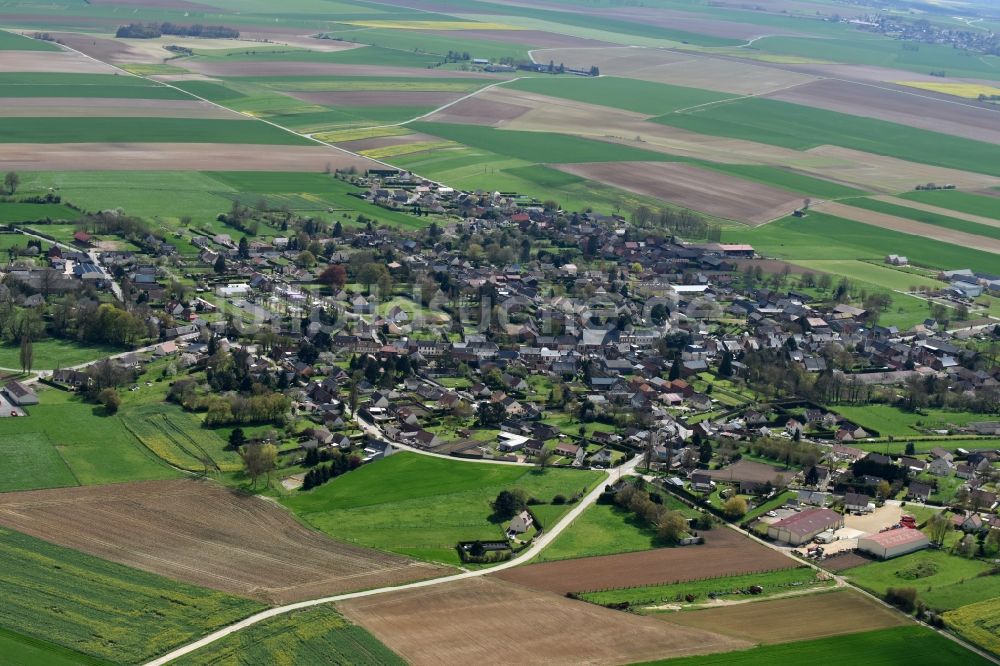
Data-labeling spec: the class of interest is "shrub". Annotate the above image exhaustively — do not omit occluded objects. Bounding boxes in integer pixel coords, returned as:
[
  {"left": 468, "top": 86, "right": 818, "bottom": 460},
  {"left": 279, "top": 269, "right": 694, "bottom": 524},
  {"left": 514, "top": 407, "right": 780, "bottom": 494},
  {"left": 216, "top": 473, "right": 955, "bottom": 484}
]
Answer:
[{"left": 885, "top": 586, "right": 919, "bottom": 613}]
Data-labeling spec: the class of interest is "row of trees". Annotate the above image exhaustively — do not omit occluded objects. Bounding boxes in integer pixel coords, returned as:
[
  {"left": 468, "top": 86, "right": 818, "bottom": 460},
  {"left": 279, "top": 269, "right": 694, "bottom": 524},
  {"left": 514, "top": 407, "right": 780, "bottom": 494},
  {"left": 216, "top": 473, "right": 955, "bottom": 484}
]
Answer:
[
  {"left": 115, "top": 22, "right": 238, "bottom": 39},
  {"left": 301, "top": 449, "right": 362, "bottom": 490}
]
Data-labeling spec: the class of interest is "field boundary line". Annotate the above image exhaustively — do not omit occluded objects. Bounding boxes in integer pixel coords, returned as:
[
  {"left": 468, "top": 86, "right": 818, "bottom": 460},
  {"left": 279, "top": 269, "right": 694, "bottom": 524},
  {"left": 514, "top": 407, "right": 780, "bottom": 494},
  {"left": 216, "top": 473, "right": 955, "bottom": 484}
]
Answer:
[{"left": 142, "top": 463, "right": 622, "bottom": 665}]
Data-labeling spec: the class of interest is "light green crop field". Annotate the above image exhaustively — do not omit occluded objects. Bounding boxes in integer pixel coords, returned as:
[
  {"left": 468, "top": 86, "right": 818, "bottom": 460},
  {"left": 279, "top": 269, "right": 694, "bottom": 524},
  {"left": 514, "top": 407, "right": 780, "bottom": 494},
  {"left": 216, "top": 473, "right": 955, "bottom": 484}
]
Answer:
[
  {"left": 174, "top": 605, "right": 405, "bottom": 666},
  {"left": 844, "top": 198, "right": 1000, "bottom": 242},
  {"left": 410, "top": 121, "right": 679, "bottom": 163},
  {"left": 321, "top": 27, "right": 536, "bottom": 60},
  {"left": 900, "top": 189, "right": 1000, "bottom": 219},
  {"left": 855, "top": 438, "right": 1000, "bottom": 454},
  {"left": 0, "top": 433, "right": 79, "bottom": 493},
  {"left": 655, "top": 98, "right": 1000, "bottom": 177},
  {"left": 122, "top": 404, "right": 242, "bottom": 473},
  {"left": 0, "top": 117, "right": 311, "bottom": 145},
  {"left": 0, "top": 528, "right": 263, "bottom": 664},
  {"left": 508, "top": 76, "right": 734, "bottom": 115},
  {"left": 635, "top": 626, "right": 991, "bottom": 666},
  {"left": 283, "top": 452, "right": 602, "bottom": 565},
  {"left": 0, "top": 29, "right": 60, "bottom": 51},
  {"left": 749, "top": 34, "right": 1000, "bottom": 81},
  {"left": 724, "top": 212, "right": 1000, "bottom": 274},
  {"left": 0, "top": 627, "right": 110, "bottom": 666},
  {"left": 790, "top": 260, "right": 942, "bottom": 293},
  {"left": 945, "top": 597, "right": 1000, "bottom": 658},
  {"left": 0, "top": 389, "right": 179, "bottom": 487},
  {"left": 845, "top": 550, "right": 994, "bottom": 611},
  {"left": 196, "top": 44, "right": 443, "bottom": 67}
]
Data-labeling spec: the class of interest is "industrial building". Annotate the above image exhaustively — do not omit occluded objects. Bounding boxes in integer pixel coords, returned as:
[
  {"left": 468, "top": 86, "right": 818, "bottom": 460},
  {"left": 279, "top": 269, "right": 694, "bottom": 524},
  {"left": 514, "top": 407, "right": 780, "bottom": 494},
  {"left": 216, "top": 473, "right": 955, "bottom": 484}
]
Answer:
[
  {"left": 767, "top": 508, "right": 844, "bottom": 546},
  {"left": 857, "top": 529, "right": 930, "bottom": 560}
]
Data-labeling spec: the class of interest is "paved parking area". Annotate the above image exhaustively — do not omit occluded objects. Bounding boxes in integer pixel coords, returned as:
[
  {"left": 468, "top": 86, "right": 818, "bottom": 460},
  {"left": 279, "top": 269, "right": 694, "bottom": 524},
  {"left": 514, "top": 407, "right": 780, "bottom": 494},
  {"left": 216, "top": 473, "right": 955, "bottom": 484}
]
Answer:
[
  {"left": 845, "top": 503, "right": 902, "bottom": 533},
  {"left": 0, "top": 392, "right": 25, "bottom": 417}
]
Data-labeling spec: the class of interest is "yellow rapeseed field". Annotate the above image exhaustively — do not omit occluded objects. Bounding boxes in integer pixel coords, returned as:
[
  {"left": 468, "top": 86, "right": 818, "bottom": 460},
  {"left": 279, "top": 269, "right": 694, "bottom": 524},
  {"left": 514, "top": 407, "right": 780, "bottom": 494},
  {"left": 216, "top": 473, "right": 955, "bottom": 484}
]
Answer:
[{"left": 896, "top": 81, "right": 1000, "bottom": 98}]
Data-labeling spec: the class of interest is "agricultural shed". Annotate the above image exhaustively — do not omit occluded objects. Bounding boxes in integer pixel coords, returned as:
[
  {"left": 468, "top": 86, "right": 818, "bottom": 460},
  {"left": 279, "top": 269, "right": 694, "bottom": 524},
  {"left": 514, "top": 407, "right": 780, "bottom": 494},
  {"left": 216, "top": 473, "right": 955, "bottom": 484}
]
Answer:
[
  {"left": 857, "top": 528, "right": 929, "bottom": 560},
  {"left": 767, "top": 508, "right": 844, "bottom": 545}
]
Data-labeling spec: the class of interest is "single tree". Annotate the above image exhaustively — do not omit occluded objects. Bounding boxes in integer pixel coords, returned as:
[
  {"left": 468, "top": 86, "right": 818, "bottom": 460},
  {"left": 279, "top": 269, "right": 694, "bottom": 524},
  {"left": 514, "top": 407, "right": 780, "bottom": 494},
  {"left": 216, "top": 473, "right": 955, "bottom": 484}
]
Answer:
[
  {"left": 19, "top": 335, "right": 32, "bottom": 373},
  {"left": 492, "top": 488, "right": 527, "bottom": 520},
  {"left": 927, "top": 511, "right": 951, "bottom": 545},
  {"left": 4, "top": 171, "right": 19, "bottom": 195},
  {"left": 658, "top": 511, "right": 687, "bottom": 543},
  {"left": 213, "top": 254, "right": 227, "bottom": 275},
  {"left": 318, "top": 264, "right": 347, "bottom": 290},
  {"left": 98, "top": 388, "right": 121, "bottom": 414},
  {"left": 240, "top": 443, "right": 277, "bottom": 488},
  {"left": 228, "top": 427, "right": 246, "bottom": 450},
  {"left": 723, "top": 496, "right": 748, "bottom": 518}
]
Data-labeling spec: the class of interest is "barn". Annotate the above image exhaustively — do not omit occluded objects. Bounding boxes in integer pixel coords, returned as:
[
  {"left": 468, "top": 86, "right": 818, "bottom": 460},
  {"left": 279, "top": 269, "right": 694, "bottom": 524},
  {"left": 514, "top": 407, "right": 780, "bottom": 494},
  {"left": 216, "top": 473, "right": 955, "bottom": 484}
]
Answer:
[
  {"left": 857, "top": 529, "right": 929, "bottom": 560},
  {"left": 767, "top": 508, "right": 844, "bottom": 546}
]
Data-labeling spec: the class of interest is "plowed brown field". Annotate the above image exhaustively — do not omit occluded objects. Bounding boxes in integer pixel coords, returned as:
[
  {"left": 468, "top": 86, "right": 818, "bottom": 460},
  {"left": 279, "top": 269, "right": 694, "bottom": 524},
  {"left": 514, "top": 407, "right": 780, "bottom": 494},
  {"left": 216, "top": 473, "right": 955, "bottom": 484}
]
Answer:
[
  {"left": 0, "top": 142, "right": 381, "bottom": 171},
  {"left": 0, "top": 480, "right": 451, "bottom": 604},
  {"left": 340, "top": 577, "right": 750, "bottom": 666},
  {"left": 494, "top": 528, "right": 794, "bottom": 594},
  {"left": 556, "top": 161, "right": 802, "bottom": 225},
  {"left": 662, "top": 589, "right": 908, "bottom": 643}
]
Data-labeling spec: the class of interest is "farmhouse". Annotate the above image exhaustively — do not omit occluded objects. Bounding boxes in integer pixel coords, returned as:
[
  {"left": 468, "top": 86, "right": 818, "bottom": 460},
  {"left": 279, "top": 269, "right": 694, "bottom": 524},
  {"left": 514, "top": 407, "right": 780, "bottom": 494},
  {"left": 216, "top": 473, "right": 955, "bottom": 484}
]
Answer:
[
  {"left": 507, "top": 510, "right": 534, "bottom": 537},
  {"left": 857, "top": 529, "right": 929, "bottom": 560},
  {"left": 767, "top": 508, "right": 844, "bottom": 546},
  {"left": 843, "top": 491, "right": 873, "bottom": 514},
  {"left": 2, "top": 380, "right": 38, "bottom": 406}
]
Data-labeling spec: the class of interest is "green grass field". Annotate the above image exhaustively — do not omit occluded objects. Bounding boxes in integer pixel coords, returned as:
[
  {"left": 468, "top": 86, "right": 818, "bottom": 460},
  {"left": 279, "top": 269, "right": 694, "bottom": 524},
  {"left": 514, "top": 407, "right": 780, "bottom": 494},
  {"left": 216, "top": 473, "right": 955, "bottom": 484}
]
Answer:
[
  {"left": 724, "top": 212, "right": 1000, "bottom": 274},
  {"left": 174, "top": 605, "right": 404, "bottom": 666},
  {"left": 0, "top": 388, "right": 180, "bottom": 487},
  {"left": 321, "top": 26, "right": 536, "bottom": 60},
  {"left": 0, "top": 203, "right": 81, "bottom": 223},
  {"left": 845, "top": 198, "right": 1000, "bottom": 242},
  {"left": 845, "top": 550, "right": 993, "bottom": 611},
  {"left": 199, "top": 44, "right": 444, "bottom": 67},
  {"left": 0, "top": 338, "right": 119, "bottom": 371},
  {"left": 831, "top": 405, "right": 986, "bottom": 438},
  {"left": 507, "top": 76, "right": 733, "bottom": 115},
  {"left": 0, "top": 627, "right": 110, "bottom": 666},
  {"left": 855, "top": 438, "right": 1000, "bottom": 454},
  {"left": 900, "top": 189, "right": 1000, "bottom": 219},
  {"left": 636, "top": 625, "right": 991, "bottom": 665},
  {"left": 655, "top": 98, "right": 1000, "bottom": 177},
  {"left": 0, "top": 72, "right": 194, "bottom": 101},
  {"left": 410, "top": 121, "right": 679, "bottom": 163},
  {"left": 581, "top": 566, "right": 829, "bottom": 607},
  {"left": 0, "top": 433, "right": 79, "bottom": 492},
  {"left": 538, "top": 502, "right": 661, "bottom": 562},
  {"left": 283, "top": 452, "right": 602, "bottom": 565},
  {"left": 0, "top": 117, "right": 311, "bottom": 145},
  {"left": 0, "top": 528, "right": 262, "bottom": 664},
  {"left": 0, "top": 29, "right": 60, "bottom": 51}
]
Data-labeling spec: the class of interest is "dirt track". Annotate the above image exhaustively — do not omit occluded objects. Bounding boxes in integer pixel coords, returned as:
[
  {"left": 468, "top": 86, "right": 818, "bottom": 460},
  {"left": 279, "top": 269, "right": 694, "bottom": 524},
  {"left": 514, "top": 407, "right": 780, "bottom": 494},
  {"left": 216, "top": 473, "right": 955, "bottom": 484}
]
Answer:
[
  {"left": 493, "top": 528, "right": 794, "bottom": 594},
  {"left": 340, "top": 577, "right": 750, "bottom": 666},
  {"left": 0, "top": 142, "right": 381, "bottom": 172},
  {"left": 816, "top": 201, "right": 1000, "bottom": 254},
  {"left": 556, "top": 161, "right": 802, "bottom": 225},
  {"left": 0, "top": 480, "right": 451, "bottom": 604},
  {"left": 663, "top": 589, "right": 907, "bottom": 644}
]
